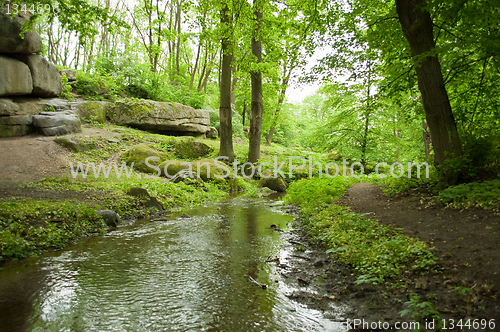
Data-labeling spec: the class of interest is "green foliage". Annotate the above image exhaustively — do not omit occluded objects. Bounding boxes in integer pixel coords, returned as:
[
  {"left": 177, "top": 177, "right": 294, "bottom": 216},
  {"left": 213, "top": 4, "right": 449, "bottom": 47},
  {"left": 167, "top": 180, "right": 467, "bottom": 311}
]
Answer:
[
  {"left": 286, "top": 177, "right": 436, "bottom": 280},
  {"left": 435, "top": 179, "right": 500, "bottom": 211},
  {"left": 399, "top": 295, "right": 440, "bottom": 331},
  {"left": 60, "top": 72, "right": 75, "bottom": 101},
  {"left": 0, "top": 199, "right": 106, "bottom": 261},
  {"left": 74, "top": 71, "right": 123, "bottom": 100}
]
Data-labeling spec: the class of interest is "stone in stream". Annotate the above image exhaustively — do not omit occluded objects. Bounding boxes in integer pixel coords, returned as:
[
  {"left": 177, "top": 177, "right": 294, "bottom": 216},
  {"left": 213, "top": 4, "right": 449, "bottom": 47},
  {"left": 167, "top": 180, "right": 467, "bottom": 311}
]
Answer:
[
  {"left": 258, "top": 170, "right": 287, "bottom": 192},
  {"left": 96, "top": 209, "right": 120, "bottom": 227},
  {"left": 126, "top": 187, "right": 164, "bottom": 211}
]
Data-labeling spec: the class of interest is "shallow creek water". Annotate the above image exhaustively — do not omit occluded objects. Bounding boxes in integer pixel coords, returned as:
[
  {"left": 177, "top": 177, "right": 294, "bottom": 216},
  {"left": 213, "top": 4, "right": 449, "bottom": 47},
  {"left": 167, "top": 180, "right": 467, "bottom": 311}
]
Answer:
[{"left": 0, "top": 197, "right": 348, "bottom": 332}]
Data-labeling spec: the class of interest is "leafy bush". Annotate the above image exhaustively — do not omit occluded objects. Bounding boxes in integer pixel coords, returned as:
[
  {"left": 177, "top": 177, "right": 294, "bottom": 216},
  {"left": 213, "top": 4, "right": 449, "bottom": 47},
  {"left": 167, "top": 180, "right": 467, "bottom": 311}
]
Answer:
[{"left": 74, "top": 71, "right": 123, "bottom": 100}]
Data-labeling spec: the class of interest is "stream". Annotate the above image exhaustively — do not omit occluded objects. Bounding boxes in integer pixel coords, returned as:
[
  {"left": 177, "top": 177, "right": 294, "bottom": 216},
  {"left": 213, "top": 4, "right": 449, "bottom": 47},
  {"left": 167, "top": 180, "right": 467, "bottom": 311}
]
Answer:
[{"left": 0, "top": 196, "right": 349, "bottom": 332}]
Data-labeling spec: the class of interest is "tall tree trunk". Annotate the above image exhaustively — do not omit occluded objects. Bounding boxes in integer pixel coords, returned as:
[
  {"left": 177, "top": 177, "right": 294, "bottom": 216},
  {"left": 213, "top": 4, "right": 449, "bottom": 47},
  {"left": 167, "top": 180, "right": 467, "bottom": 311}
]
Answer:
[
  {"left": 395, "top": 0, "right": 462, "bottom": 181},
  {"left": 219, "top": 2, "right": 234, "bottom": 162},
  {"left": 248, "top": 0, "right": 263, "bottom": 164}
]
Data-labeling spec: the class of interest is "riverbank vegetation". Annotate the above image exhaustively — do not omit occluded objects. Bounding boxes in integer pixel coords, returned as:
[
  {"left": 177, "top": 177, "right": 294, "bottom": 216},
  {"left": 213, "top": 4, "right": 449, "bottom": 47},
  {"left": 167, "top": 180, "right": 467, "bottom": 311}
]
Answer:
[{"left": 285, "top": 177, "right": 436, "bottom": 282}]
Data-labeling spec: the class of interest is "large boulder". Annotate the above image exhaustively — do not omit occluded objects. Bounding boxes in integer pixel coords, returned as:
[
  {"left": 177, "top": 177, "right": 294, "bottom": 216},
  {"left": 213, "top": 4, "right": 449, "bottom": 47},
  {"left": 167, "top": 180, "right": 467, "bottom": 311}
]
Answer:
[
  {"left": 14, "top": 55, "right": 62, "bottom": 97},
  {"left": 108, "top": 99, "right": 210, "bottom": 134},
  {"left": 122, "top": 144, "right": 168, "bottom": 173},
  {"left": 0, "top": 56, "right": 33, "bottom": 96},
  {"left": 170, "top": 139, "right": 213, "bottom": 159},
  {"left": 0, "top": 12, "right": 42, "bottom": 54},
  {"left": 71, "top": 100, "right": 108, "bottom": 123},
  {"left": 32, "top": 110, "right": 81, "bottom": 136},
  {"left": 0, "top": 114, "right": 34, "bottom": 137}
]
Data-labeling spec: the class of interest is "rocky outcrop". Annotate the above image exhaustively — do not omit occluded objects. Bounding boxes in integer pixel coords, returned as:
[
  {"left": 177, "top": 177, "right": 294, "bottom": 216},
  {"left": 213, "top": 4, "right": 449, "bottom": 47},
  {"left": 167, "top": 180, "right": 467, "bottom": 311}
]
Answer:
[
  {"left": 33, "top": 110, "right": 81, "bottom": 136},
  {"left": 0, "top": 114, "right": 34, "bottom": 137},
  {"left": 108, "top": 99, "right": 210, "bottom": 135},
  {"left": 0, "top": 12, "right": 42, "bottom": 54},
  {"left": 0, "top": 12, "right": 61, "bottom": 98},
  {"left": 13, "top": 54, "right": 62, "bottom": 97},
  {"left": 0, "top": 55, "right": 33, "bottom": 96}
]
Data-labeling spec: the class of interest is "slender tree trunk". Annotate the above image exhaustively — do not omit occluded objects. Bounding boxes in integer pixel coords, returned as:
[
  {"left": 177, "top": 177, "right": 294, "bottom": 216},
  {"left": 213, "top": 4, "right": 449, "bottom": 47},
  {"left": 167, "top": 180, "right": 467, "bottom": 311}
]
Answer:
[
  {"left": 242, "top": 101, "right": 246, "bottom": 126},
  {"left": 395, "top": 0, "right": 462, "bottom": 180},
  {"left": 175, "top": 0, "right": 182, "bottom": 78},
  {"left": 248, "top": 0, "right": 263, "bottom": 164},
  {"left": 266, "top": 74, "right": 289, "bottom": 145},
  {"left": 219, "top": 2, "right": 234, "bottom": 162}
]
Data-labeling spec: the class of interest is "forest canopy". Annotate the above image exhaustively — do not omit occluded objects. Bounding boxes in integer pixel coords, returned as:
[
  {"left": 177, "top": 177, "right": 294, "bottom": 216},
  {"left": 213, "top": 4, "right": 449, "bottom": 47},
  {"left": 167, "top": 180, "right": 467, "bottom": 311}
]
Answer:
[{"left": 6, "top": 0, "right": 499, "bottom": 184}]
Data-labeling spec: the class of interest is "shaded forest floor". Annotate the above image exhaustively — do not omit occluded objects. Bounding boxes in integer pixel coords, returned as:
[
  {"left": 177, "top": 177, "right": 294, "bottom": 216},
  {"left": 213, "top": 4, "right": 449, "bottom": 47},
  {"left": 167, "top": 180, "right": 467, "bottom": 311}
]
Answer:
[{"left": 339, "top": 183, "right": 500, "bottom": 324}]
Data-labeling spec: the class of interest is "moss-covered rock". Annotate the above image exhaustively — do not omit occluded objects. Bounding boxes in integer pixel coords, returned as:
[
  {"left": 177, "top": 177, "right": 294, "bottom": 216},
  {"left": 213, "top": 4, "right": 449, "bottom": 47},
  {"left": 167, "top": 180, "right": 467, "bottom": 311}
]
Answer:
[
  {"left": 159, "top": 158, "right": 235, "bottom": 187},
  {"left": 107, "top": 99, "right": 210, "bottom": 134},
  {"left": 122, "top": 144, "right": 168, "bottom": 173},
  {"left": 73, "top": 101, "right": 108, "bottom": 123},
  {"left": 170, "top": 139, "right": 213, "bottom": 159},
  {"left": 54, "top": 136, "right": 91, "bottom": 152},
  {"left": 258, "top": 170, "right": 287, "bottom": 192}
]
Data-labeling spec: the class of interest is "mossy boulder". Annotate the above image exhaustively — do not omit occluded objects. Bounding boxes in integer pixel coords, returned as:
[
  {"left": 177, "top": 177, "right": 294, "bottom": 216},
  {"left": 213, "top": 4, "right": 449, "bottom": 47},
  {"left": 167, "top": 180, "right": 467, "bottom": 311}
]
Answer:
[
  {"left": 72, "top": 101, "right": 108, "bottom": 123},
  {"left": 170, "top": 139, "right": 213, "bottom": 159},
  {"left": 159, "top": 158, "right": 235, "bottom": 186},
  {"left": 122, "top": 144, "right": 167, "bottom": 173},
  {"left": 258, "top": 170, "right": 287, "bottom": 192},
  {"left": 54, "top": 136, "right": 91, "bottom": 152}
]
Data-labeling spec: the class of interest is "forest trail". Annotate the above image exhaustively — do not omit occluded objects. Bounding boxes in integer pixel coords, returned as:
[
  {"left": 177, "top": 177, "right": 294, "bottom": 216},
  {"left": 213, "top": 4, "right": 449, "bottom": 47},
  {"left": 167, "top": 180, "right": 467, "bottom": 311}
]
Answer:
[{"left": 340, "top": 183, "right": 500, "bottom": 318}]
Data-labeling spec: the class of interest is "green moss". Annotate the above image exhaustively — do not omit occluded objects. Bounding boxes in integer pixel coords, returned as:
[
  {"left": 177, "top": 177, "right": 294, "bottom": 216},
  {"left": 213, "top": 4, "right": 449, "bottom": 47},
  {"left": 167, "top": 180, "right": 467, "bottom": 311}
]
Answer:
[
  {"left": 159, "top": 159, "right": 235, "bottom": 187},
  {"left": 78, "top": 101, "right": 107, "bottom": 123},
  {"left": 122, "top": 144, "right": 168, "bottom": 173},
  {"left": 170, "top": 139, "right": 214, "bottom": 159}
]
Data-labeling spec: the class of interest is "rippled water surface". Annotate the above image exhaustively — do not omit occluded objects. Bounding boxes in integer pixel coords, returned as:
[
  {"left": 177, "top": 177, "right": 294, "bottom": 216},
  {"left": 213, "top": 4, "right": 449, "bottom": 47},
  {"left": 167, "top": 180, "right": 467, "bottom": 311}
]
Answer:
[{"left": 0, "top": 197, "right": 346, "bottom": 332}]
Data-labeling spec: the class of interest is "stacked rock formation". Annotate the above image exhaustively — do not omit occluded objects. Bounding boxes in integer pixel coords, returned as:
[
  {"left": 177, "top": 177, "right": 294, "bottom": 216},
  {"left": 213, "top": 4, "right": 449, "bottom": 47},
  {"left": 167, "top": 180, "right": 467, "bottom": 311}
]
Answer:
[
  {"left": 0, "top": 10, "right": 82, "bottom": 137},
  {"left": 0, "top": 11, "right": 62, "bottom": 97}
]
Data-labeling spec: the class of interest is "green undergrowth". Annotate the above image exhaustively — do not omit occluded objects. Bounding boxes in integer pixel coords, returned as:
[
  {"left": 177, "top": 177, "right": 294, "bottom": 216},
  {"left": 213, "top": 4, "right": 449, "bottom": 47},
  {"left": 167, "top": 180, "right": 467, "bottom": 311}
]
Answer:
[
  {"left": 373, "top": 168, "right": 500, "bottom": 211},
  {"left": 285, "top": 177, "right": 436, "bottom": 282},
  {"left": 0, "top": 198, "right": 107, "bottom": 261},
  {"left": 435, "top": 179, "right": 500, "bottom": 211},
  {"left": 28, "top": 176, "right": 227, "bottom": 211}
]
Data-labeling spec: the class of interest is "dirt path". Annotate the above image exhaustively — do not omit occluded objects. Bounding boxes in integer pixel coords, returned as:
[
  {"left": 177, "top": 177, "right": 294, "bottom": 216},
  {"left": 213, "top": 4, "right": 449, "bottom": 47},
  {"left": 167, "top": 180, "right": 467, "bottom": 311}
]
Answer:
[
  {"left": 0, "top": 126, "right": 119, "bottom": 183},
  {"left": 340, "top": 183, "right": 500, "bottom": 320}
]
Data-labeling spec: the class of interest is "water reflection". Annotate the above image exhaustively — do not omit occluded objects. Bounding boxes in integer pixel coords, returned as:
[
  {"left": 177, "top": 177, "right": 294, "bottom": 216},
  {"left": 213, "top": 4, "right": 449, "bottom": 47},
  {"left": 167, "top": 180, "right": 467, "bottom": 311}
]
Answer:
[{"left": 0, "top": 197, "right": 345, "bottom": 332}]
